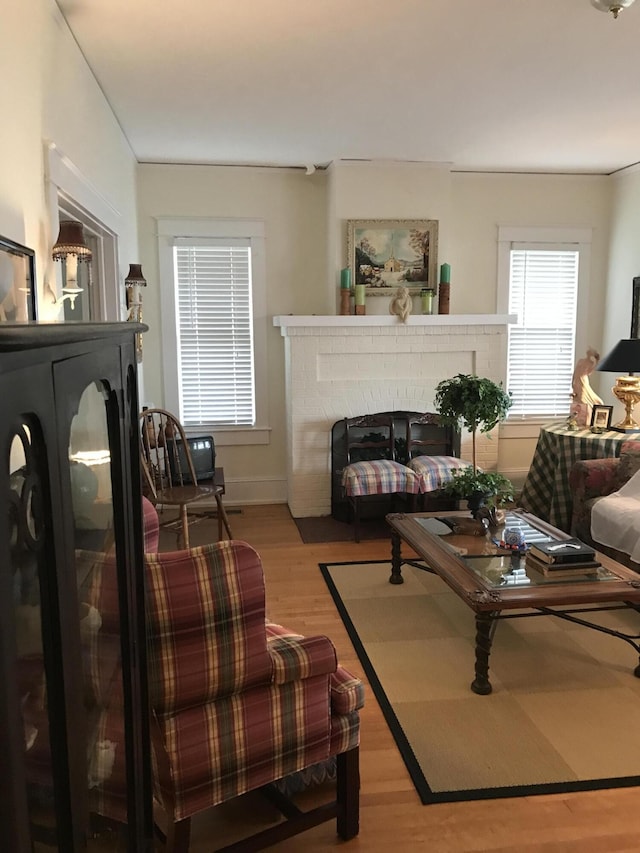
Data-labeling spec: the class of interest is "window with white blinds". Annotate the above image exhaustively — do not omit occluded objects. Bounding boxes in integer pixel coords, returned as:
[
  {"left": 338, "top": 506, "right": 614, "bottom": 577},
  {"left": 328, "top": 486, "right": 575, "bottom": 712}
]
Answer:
[
  {"left": 174, "top": 239, "right": 255, "bottom": 427},
  {"left": 157, "top": 218, "right": 268, "bottom": 444},
  {"left": 506, "top": 246, "right": 579, "bottom": 418}
]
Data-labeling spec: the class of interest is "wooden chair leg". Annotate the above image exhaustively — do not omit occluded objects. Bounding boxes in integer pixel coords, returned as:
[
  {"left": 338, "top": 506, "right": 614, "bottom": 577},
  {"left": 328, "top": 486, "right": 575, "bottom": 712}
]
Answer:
[
  {"left": 164, "top": 817, "right": 191, "bottom": 853},
  {"left": 179, "top": 505, "right": 190, "bottom": 549},
  {"left": 336, "top": 747, "right": 360, "bottom": 840},
  {"left": 215, "top": 492, "right": 233, "bottom": 539},
  {"left": 353, "top": 497, "right": 361, "bottom": 543}
]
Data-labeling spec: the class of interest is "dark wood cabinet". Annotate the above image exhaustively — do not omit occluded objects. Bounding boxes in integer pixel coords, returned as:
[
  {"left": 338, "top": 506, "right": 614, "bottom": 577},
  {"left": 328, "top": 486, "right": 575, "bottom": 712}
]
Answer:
[{"left": 0, "top": 323, "right": 152, "bottom": 851}]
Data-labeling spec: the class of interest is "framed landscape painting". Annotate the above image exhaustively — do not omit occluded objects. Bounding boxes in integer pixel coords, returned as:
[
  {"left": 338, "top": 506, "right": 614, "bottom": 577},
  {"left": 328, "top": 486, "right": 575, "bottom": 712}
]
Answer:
[
  {"left": 0, "top": 235, "right": 36, "bottom": 322},
  {"left": 346, "top": 219, "right": 438, "bottom": 295}
]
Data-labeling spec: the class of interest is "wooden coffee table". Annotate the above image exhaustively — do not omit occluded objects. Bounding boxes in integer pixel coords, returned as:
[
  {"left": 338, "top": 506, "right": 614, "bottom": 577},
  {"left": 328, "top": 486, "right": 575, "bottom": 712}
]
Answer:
[{"left": 386, "top": 509, "right": 640, "bottom": 694}]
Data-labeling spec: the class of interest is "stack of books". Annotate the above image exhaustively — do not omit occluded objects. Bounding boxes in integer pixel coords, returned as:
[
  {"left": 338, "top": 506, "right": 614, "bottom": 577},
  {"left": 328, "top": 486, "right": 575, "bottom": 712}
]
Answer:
[{"left": 525, "top": 538, "right": 601, "bottom": 578}]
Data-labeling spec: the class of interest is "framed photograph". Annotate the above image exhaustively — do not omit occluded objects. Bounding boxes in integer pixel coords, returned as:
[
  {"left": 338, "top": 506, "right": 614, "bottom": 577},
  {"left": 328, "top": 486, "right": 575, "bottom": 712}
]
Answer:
[
  {"left": 346, "top": 219, "right": 438, "bottom": 295},
  {"left": 0, "top": 235, "right": 36, "bottom": 322},
  {"left": 591, "top": 405, "right": 613, "bottom": 432},
  {"left": 631, "top": 276, "right": 640, "bottom": 338}
]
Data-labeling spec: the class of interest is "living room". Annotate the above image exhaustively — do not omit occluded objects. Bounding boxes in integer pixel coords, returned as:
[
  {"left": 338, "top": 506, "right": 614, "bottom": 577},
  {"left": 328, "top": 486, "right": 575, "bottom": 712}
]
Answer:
[{"left": 4, "top": 0, "right": 640, "bottom": 850}]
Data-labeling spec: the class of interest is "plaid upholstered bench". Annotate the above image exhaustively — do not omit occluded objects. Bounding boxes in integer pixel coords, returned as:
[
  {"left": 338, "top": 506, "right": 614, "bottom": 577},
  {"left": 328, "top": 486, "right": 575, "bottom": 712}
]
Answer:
[{"left": 334, "top": 411, "right": 470, "bottom": 539}]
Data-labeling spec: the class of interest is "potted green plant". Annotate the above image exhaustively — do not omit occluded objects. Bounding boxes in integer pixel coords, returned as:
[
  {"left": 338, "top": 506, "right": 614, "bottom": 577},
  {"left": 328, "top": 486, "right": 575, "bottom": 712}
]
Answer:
[{"left": 434, "top": 373, "right": 513, "bottom": 516}]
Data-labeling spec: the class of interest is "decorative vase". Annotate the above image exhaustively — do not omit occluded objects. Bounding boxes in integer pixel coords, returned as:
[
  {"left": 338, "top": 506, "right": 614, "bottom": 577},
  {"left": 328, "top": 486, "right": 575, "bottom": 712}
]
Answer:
[{"left": 467, "top": 489, "right": 489, "bottom": 518}]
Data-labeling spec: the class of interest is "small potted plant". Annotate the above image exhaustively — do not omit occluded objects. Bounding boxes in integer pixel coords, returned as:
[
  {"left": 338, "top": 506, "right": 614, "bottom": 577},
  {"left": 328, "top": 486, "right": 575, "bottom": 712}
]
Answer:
[
  {"left": 443, "top": 467, "right": 514, "bottom": 519},
  {"left": 434, "top": 373, "right": 513, "bottom": 516}
]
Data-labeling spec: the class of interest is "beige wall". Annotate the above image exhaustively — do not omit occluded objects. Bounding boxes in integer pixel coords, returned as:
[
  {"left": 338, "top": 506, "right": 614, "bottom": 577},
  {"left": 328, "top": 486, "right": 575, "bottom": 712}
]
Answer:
[
  {"left": 136, "top": 163, "right": 328, "bottom": 501},
  {"left": 0, "top": 0, "right": 139, "bottom": 315},
  {"left": 138, "top": 161, "right": 615, "bottom": 498},
  {"left": 452, "top": 172, "right": 613, "bottom": 476},
  {"left": 605, "top": 169, "right": 640, "bottom": 351}
]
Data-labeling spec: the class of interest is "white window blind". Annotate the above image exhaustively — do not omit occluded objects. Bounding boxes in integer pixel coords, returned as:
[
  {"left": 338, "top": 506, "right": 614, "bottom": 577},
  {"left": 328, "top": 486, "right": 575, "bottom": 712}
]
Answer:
[
  {"left": 507, "top": 247, "right": 579, "bottom": 418},
  {"left": 173, "top": 238, "right": 255, "bottom": 427}
]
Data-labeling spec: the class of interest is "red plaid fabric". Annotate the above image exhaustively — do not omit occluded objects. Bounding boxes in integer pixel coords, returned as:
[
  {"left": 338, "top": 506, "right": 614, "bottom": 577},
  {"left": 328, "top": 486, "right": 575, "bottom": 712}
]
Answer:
[
  {"left": 342, "top": 459, "right": 421, "bottom": 497},
  {"left": 76, "top": 550, "right": 130, "bottom": 823},
  {"left": 146, "top": 542, "right": 363, "bottom": 822},
  {"left": 77, "top": 541, "right": 363, "bottom": 827},
  {"left": 330, "top": 667, "right": 365, "bottom": 716},
  {"left": 407, "top": 455, "right": 473, "bottom": 493},
  {"left": 143, "top": 495, "right": 159, "bottom": 552},
  {"left": 146, "top": 542, "right": 273, "bottom": 711}
]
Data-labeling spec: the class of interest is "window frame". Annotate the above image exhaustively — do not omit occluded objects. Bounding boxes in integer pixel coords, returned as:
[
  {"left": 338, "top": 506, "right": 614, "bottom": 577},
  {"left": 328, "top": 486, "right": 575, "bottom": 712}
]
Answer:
[
  {"left": 46, "top": 142, "right": 120, "bottom": 322},
  {"left": 497, "top": 226, "right": 592, "bottom": 435},
  {"left": 157, "top": 217, "right": 270, "bottom": 446}
]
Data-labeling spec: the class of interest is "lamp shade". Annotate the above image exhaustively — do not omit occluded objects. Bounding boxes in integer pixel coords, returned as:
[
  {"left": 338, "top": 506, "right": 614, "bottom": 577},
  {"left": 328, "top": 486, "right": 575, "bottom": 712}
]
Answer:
[
  {"left": 124, "top": 264, "right": 147, "bottom": 287},
  {"left": 597, "top": 339, "right": 640, "bottom": 374},
  {"left": 597, "top": 338, "right": 640, "bottom": 373},
  {"left": 52, "top": 220, "right": 92, "bottom": 262}
]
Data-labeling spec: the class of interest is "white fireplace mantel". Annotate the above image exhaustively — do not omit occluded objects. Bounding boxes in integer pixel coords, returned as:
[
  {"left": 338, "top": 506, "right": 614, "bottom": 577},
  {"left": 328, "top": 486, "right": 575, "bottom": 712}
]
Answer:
[
  {"left": 274, "top": 314, "right": 516, "bottom": 331},
  {"left": 273, "top": 313, "right": 516, "bottom": 517}
]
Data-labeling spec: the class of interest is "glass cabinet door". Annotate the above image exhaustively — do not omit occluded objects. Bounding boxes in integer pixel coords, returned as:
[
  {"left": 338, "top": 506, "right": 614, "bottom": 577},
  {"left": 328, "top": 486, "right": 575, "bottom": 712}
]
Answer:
[
  {"left": 9, "top": 421, "right": 59, "bottom": 849},
  {"left": 69, "top": 382, "right": 134, "bottom": 847},
  {"left": 0, "top": 323, "right": 152, "bottom": 853}
]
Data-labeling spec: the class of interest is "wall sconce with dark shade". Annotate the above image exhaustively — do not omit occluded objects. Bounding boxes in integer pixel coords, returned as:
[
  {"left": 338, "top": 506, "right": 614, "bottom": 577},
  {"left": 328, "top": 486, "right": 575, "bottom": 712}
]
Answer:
[
  {"left": 597, "top": 338, "right": 640, "bottom": 431},
  {"left": 51, "top": 220, "right": 92, "bottom": 308},
  {"left": 125, "top": 263, "right": 147, "bottom": 361}
]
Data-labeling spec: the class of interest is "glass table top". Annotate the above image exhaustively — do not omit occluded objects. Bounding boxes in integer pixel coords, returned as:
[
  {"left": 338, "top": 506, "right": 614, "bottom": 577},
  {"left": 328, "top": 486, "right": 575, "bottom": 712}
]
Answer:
[{"left": 414, "top": 512, "right": 620, "bottom": 589}]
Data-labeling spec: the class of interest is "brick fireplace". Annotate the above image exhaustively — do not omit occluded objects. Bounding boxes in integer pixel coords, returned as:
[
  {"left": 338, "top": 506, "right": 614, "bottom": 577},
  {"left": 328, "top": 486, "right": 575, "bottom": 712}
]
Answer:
[{"left": 273, "top": 315, "right": 515, "bottom": 518}]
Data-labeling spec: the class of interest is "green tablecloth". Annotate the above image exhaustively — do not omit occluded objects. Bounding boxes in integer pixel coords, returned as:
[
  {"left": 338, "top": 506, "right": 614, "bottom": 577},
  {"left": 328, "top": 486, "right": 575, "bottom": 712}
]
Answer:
[{"left": 520, "top": 422, "right": 628, "bottom": 533}]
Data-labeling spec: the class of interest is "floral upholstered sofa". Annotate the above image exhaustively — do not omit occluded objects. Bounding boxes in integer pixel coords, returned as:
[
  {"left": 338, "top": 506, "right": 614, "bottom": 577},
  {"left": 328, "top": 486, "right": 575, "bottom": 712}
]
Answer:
[{"left": 569, "top": 439, "right": 640, "bottom": 569}]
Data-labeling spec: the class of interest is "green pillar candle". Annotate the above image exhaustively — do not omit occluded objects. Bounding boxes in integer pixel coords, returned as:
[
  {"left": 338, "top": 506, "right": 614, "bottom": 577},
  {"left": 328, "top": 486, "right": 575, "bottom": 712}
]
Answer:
[
  {"left": 354, "top": 284, "right": 366, "bottom": 306},
  {"left": 340, "top": 268, "right": 351, "bottom": 289},
  {"left": 440, "top": 263, "right": 451, "bottom": 283}
]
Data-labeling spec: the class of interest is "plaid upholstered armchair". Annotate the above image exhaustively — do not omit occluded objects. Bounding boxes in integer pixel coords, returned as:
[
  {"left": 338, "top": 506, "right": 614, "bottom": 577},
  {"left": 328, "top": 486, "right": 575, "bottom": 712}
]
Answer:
[
  {"left": 145, "top": 540, "right": 364, "bottom": 851},
  {"left": 81, "top": 538, "right": 363, "bottom": 851},
  {"left": 568, "top": 439, "right": 640, "bottom": 567}
]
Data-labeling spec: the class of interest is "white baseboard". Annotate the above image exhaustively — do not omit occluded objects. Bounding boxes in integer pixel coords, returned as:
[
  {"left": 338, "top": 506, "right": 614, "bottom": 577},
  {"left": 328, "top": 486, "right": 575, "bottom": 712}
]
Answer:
[
  {"left": 500, "top": 468, "right": 530, "bottom": 491},
  {"left": 222, "top": 475, "right": 288, "bottom": 507},
  {"left": 216, "top": 470, "right": 529, "bottom": 508}
]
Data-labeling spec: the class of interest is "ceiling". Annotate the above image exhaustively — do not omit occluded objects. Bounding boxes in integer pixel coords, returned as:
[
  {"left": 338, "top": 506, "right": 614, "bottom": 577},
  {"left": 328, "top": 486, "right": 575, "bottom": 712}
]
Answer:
[{"left": 56, "top": 0, "right": 640, "bottom": 175}]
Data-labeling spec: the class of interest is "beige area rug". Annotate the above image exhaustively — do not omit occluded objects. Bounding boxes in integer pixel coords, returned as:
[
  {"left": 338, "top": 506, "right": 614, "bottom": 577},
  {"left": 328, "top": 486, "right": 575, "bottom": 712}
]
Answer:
[{"left": 320, "top": 559, "right": 640, "bottom": 803}]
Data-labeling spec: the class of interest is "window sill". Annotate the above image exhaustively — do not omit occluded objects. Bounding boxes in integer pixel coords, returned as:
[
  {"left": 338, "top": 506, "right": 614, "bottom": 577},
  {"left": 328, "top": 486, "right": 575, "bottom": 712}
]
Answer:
[
  {"left": 185, "top": 425, "right": 271, "bottom": 446},
  {"left": 500, "top": 418, "right": 564, "bottom": 440}
]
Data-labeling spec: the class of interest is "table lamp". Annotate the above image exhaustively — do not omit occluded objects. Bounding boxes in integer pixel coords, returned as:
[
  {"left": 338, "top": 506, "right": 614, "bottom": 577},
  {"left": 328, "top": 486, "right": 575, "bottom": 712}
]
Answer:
[{"left": 597, "top": 339, "right": 640, "bottom": 431}]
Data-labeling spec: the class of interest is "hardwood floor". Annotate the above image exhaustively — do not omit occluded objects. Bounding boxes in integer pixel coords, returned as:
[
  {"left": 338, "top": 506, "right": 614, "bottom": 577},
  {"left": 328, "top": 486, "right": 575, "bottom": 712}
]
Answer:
[
  {"left": 89, "top": 503, "right": 639, "bottom": 852},
  {"left": 181, "top": 504, "right": 640, "bottom": 853}
]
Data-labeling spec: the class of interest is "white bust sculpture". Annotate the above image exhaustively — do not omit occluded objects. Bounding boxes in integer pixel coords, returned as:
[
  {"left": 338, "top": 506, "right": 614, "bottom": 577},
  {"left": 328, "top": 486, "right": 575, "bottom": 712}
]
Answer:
[{"left": 389, "top": 285, "right": 412, "bottom": 323}]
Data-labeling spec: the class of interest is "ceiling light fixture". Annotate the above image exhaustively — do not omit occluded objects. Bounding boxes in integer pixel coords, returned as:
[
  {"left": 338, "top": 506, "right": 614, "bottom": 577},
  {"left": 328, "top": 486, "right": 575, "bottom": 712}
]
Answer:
[{"left": 591, "top": 0, "right": 636, "bottom": 18}]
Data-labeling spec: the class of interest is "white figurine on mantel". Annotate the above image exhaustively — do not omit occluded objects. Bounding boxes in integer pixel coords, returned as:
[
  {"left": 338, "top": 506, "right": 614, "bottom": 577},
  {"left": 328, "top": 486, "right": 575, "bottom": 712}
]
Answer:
[
  {"left": 389, "top": 285, "right": 412, "bottom": 323},
  {"left": 571, "top": 347, "right": 604, "bottom": 426}
]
